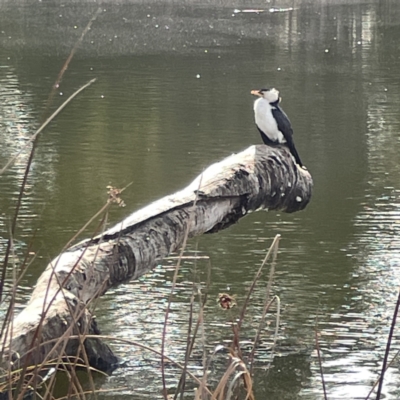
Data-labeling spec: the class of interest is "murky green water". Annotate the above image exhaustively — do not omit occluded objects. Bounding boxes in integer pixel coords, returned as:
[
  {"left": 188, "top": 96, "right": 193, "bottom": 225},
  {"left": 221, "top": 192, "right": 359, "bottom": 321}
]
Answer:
[{"left": 1, "top": 0, "right": 400, "bottom": 398}]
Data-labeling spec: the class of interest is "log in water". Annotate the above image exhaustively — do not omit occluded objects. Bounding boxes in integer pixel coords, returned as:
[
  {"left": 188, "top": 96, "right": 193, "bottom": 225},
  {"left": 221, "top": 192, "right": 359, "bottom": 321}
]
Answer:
[{"left": 4, "top": 144, "right": 313, "bottom": 373}]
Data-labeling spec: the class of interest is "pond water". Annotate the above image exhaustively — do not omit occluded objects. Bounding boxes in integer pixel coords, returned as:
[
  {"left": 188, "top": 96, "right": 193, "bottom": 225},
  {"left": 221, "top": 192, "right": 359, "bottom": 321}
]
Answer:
[{"left": 1, "top": 0, "right": 400, "bottom": 398}]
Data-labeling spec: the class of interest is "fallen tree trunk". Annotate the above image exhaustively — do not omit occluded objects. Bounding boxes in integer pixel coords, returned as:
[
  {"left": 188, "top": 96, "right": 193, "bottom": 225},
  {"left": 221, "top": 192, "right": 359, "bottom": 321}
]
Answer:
[{"left": 4, "top": 145, "right": 313, "bottom": 373}]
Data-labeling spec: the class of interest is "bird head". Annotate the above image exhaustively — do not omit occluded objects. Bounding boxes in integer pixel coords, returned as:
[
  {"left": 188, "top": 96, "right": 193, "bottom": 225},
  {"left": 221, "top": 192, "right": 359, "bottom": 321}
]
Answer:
[{"left": 250, "top": 88, "right": 280, "bottom": 103}]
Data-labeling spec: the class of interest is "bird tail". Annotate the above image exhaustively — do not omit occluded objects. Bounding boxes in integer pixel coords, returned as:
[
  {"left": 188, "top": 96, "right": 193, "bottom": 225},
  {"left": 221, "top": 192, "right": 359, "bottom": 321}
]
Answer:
[{"left": 286, "top": 139, "right": 303, "bottom": 168}]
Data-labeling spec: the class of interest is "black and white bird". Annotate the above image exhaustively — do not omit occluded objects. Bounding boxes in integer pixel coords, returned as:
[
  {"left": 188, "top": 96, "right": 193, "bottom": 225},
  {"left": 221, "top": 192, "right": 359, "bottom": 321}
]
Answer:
[{"left": 251, "top": 88, "right": 304, "bottom": 168}]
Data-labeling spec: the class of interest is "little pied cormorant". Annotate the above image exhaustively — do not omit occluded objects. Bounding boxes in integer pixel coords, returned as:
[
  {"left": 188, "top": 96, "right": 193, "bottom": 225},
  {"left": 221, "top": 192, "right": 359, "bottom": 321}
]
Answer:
[{"left": 251, "top": 88, "right": 304, "bottom": 168}]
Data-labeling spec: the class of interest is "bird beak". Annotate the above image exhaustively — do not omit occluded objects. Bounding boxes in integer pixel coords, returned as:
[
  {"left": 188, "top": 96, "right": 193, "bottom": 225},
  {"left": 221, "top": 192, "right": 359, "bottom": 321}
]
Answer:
[{"left": 250, "top": 90, "right": 262, "bottom": 97}]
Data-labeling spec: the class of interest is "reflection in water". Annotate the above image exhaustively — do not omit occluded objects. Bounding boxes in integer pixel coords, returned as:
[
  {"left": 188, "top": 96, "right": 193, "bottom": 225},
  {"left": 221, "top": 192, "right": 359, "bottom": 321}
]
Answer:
[
  {"left": 0, "top": 65, "right": 37, "bottom": 275},
  {"left": 0, "top": 63, "right": 58, "bottom": 290},
  {"left": 1, "top": 0, "right": 400, "bottom": 398},
  {"left": 305, "top": 4, "right": 400, "bottom": 398}
]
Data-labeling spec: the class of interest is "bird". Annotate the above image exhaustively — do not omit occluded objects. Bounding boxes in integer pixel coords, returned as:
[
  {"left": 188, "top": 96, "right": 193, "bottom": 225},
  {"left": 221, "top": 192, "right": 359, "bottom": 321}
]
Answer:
[{"left": 250, "top": 88, "right": 305, "bottom": 168}]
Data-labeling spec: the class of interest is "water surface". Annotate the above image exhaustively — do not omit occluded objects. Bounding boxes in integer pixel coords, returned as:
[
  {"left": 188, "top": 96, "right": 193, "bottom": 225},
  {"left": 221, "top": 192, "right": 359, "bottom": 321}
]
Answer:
[{"left": 1, "top": 0, "right": 400, "bottom": 398}]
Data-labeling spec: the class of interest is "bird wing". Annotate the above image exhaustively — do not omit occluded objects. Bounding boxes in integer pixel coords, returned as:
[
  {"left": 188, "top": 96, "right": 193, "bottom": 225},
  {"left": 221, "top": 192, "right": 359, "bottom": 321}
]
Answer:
[
  {"left": 271, "top": 106, "right": 294, "bottom": 138},
  {"left": 271, "top": 106, "right": 303, "bottom": 167}
]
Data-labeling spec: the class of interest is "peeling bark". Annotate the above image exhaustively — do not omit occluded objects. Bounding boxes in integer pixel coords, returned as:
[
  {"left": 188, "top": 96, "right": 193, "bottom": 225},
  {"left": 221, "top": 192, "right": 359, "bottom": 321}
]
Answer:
[{"left": 3, "top": 145, "right": 313, "bottom": 373}]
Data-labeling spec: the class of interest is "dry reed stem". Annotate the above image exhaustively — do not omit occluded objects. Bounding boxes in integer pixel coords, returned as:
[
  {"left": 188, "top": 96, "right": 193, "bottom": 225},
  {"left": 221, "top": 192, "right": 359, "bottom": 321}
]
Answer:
[
  {"left": 375, "top": 287, "right": 400, "bottom": 400},
  {"left": 5, "top": 233, "right": 17, "bottom": 398},
  {"left": 237, "top": 234, "right": 281, "bottom": 331},
  {"left": 15, "top": 241, "right": 111, "bottom": 399},
  {"left": 211, "top": 358, "right": 238, "bottom": 399},
  {"left": 2, "top": 333, "right": 215, "bottom": 398},
  {"left": 365, "top": 349, "right": 400, "bottom": 399},
  {"left": 0, "top": 78, "right": 96, "bottom": 178},
  {"left": 177, "top": 290, "right": 195, "bottom": 400},
  {"left": 48, "top": 8, "right": 101, "bottom": 102},
  {"left": 40, "top": 266, "right": 102, "bottom": 400},
  {"left": 314, "top": 318, "right": 328, "bottom": 400},
  {"left": 265, "top": 296, "right": 280, "bottom": 373},
  {"left": 175, "top": 251, "right": 211, "bottom": 399},
  {"left": 211, "top": 354, "right": 254, "bottom": 400},
  {"left": 18, "top": 185, "right": 127, "bottom": 398},
  {"left": 248, "top": 236, "right": 280, "bottom": 375},
  {"left": 0, "top": 8, "right": 99, "bottom": 323},
  {"left": 214, "top": 236, "right": 281, "bottom": 399},
  {"left": 0, "top": 80, "right": 98, "bottom": 388},
  {"left": 53, "top": 386, "right": 128, "bottom": 400},
  {"left": 0, "top": 80, "right": 98, "bottom": 372},
  {"left": 161, "top": 175, "right": 203, "bottom": 400},
  {"left": 0, "top": 240, "right": 39, "bottom": 359},
  {"left": 0, "top": 11, "right": 105, "bottom": 399},
  {"left": 55, "top": 208, "right": 114, "bottom": 400},
  {"left": 192, "top": 257, "right": 212, "bottom": 400},
  {"left": 0, "top": 358, "right": 107, "bottom": 396}
]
